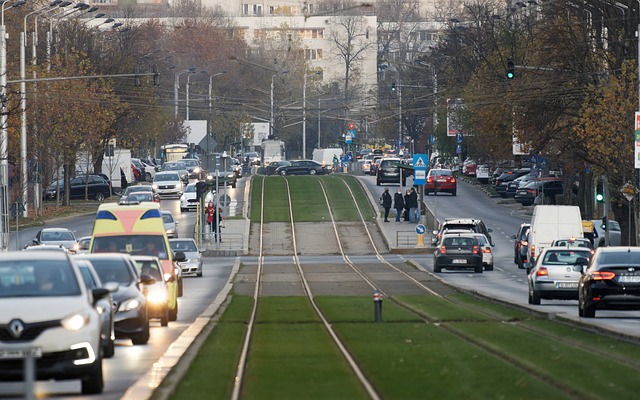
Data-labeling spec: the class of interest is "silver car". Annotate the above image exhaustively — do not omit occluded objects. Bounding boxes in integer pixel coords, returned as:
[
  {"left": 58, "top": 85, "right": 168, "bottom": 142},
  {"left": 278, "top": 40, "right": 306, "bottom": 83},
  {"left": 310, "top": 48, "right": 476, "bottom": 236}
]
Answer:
[
  {"left": 161, "top": 210, "right": 179, "bottom": 238},
  {"left": 471, "top": 233, "right": 494, "bottom": 271},
  {"left": 169, "top": 238, "right": 203, "bottom": 277},
  {"left": 527, "top": 247, "right": 591, "bottom": 305},
  {"left": 32, "top": 227, "right": 78, "bottom": 251},
  {"left": 153, "top": 171, "right": 184, "bottom": 198}
]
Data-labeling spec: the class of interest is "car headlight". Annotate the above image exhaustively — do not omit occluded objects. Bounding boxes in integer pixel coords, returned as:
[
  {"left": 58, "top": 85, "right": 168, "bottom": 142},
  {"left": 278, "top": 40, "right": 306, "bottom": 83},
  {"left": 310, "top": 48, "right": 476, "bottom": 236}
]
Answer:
[
  {"left": 166, "top": 227, "right": 176, "bottom": 235},
  {"left": 119, "top": 298, "right": 141, "bottom": 312},
  {"left": 152, "top": 184, "right": 158, "bottom": 190},
  {"left": 147, "top": 289, "right": 167, "bottom": 304},
  {"left": 193, "top": 167, "right": 201, "bottom": 174},
  {"left": 61, "top": 312, "right": 90, "bottom": 331}
]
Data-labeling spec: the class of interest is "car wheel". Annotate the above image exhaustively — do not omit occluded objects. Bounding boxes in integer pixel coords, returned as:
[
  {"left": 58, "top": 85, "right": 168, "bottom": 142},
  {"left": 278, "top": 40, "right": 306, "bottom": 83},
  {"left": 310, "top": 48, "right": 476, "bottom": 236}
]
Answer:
[
  {"left": 280, "top": 170, "right": 287, "bottom": 176},
  {"left": 81, "top": 357, "right": 104, "bottom": 394},
  {"left": 434, "top": 264, "right": 442, "bottom": 273},
  {"left": 474, "top": 265, "right": 483, "bottom": 273},
  {"left": 169, "top": 301, "right": 178, "bottom": 322},
  {"left": 452, "top": 190, "right": 457, "bottom": 196},
  {"left": 103, "top": 338, "right": 115, "bottom": 359},
  {"left": 95, "top": 191, "right": 105, "bottom": 202},
  {"left": 196, "top": 269, "right": 203, "bottom": 277},
  {"left": 178, "top": 277, "right": 184, "bottom": 297},
  {"left": 180, "top": 207, "right": 186, "bottom": 212},
  {"left": 581, "top": 300, "right": 596, "bottom": 318},
  {"left": 131, "top": 319, "right": 150, "bottom": 345},
  {"left": 528, "top": 286, "right": 541, "bottom": 305},
  {"left": 310, "top": 169, "right": 317, "bottom": 175},
  {"left": 160, "top": 307, "right": 169, "bottom": 327},
  {"left": 376, "top": 180, "right": 381, "bottom": 186},
  {"left": 145, "top": 172, "right": 152, "bottom": 181},
  {"left": 485, "top": 264, "right": 494, "bottom": 271}
]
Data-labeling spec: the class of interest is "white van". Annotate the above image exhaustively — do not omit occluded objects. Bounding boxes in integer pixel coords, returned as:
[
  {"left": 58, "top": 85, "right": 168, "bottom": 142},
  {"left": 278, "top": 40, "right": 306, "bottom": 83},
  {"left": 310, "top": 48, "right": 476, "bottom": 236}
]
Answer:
[
  {"left": 312, "top": 148, "right": 343, "bottom": 172},
  {"left": 527, "top": 205, "right": 583, "bottom": 265}
]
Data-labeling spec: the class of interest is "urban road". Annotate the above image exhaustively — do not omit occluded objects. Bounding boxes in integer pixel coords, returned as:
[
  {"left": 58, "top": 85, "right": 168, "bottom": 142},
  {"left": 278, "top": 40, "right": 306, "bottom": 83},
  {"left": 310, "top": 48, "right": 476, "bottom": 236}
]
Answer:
[{"left": 2, "top": 173, "right": 639, "bottom": 398}]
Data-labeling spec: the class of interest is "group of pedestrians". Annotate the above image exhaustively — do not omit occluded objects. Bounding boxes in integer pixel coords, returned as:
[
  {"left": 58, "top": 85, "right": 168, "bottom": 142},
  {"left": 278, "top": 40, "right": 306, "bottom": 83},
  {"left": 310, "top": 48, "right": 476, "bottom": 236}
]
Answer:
[
  {"left": 380, "top": 187, "right": 419, "bottom": 223},
  {"left": 206, "top": 202, "right": 224, "bottom": 242}
]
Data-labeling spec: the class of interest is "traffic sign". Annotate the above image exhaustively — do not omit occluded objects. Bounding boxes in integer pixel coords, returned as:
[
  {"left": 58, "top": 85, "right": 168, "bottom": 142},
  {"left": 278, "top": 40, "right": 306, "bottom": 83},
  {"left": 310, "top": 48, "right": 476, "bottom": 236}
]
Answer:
[
  {"left": 622, "top": 182, "right": 636, "bottom": 202},
  {"left": 345, "top": 133, "right": 352, "bottom": 144},
  {"left": 413, "top": 154, "right": 427, "bottom": 185},
  {"left": 415, "top": 224, "right": 426, "bottom": 235},
  {"left": 456, "top": 133, "right": 463, "bottom": 143}
]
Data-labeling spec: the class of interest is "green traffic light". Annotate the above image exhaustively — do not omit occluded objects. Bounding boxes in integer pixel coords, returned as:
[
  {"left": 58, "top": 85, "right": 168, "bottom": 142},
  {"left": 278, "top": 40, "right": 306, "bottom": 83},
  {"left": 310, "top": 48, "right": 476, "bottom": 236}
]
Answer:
[
  {"left": 507, "top": 71, "right": 514, "bottom": 79},
  {"left": 596, "top": 193, "right": 604, "bottom": 202}
]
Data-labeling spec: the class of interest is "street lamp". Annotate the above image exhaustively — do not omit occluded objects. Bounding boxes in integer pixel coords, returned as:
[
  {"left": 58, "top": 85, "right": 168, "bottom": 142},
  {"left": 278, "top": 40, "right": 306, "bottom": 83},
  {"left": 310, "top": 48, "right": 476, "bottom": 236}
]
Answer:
[
  {"left": 174, "top": 67, "right": 195, "bottom": 119},
  {"left": 303, "top": 71, "right": 321, "bottom": 159},
  {"left": 270, "top": 70, "right": 289, "bottom": 138},
  {"left": 186, "top": 70, "right": 206, "bottom": 121}
]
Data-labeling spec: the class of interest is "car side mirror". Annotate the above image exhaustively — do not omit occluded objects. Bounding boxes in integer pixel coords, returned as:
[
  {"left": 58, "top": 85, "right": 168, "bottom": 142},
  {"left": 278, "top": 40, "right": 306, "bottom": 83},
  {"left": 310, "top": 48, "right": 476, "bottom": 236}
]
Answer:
[
  {"left": 511, "top": 235, "right": 517, "bottom": 239},
  {"left": 92, "top": 288, "right": 110, "bottom": 303},
  {"left": 32, "top": 238, "right": 38, "bottom": 244},
  {"left": 573, "top": 265, "right": 587, "bottom": 274},
  {"left": 487, "top": 228, "right": 493, "bottom": 233}
]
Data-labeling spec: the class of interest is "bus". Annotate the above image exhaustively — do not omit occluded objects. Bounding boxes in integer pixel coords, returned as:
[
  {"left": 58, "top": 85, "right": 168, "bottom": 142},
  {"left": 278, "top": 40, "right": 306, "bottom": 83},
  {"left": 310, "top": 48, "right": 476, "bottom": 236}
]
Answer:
[
  {"left": 160, "top": 143, "right": 189, "bottom": 163},
  {"left": 260, "top": 140, "right": 285, "bottom": 166}
]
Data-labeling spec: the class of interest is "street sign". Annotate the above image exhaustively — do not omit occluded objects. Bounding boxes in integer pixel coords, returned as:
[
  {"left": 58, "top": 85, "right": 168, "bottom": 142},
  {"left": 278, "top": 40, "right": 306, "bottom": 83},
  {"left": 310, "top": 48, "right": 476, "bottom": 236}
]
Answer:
[
  {"left": 415, "top": 224, "right": 426, "bottom": 235},
  {"left": 456, "top": 133, "right": 463, "bottom": 143},
  {"left": 413, "top": 154, "right": 427, "bottom": 185},
  {"left": 345, "top": 133, "right": 352, "bottom": 144},
  {"left": 622, "top": 182, "right": 636, "bottom": 202}
]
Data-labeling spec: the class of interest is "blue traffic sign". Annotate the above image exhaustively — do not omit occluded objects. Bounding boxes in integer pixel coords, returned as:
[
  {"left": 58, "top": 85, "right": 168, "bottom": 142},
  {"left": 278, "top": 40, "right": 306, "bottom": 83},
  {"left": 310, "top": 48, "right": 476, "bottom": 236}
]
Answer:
[
  {"left": 456, "top": 133, "right": 463, "bottom": 143},
  {"left": 416, "top": 224, "right": 426, "bottom": 235},
  {"left": 413, "top": 154, "right": 427, "bottom": 185}
]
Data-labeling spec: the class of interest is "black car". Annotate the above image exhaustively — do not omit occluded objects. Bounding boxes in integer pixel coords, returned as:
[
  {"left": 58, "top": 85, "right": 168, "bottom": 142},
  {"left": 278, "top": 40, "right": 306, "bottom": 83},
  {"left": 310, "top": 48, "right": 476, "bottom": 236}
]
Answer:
[
  {"left": 181, "top": 158, "right": 204, "bottom": 179},
  {"left": 76, "top": 254, "right": 152, "bottom": 345},
  {"left": 512, "top": 223, "right": 531, "bottom": 269},
  {"left": 275, "top": 160, "right": 328, "bottom": 176},
  {"left": 514, "top": 178, "right": 563, "bottom": 206},
  {"left": 578, "top": 247, "right": 640, "bottom": 318},
  {"left": 506, "top": 174, "right": 536, "bottom": 197},
  {"left": 493, "top": 168, "right": 531, "bottom": 197},
  {"left": 265, "top": 160, "right": 291, "bottom": 176},
  {"left": 44, "top": 175, "right": 111, "bottom": 202},
  {"left": 376, "top": 158, "right": 409, "bottom": 186},
  {"left": 433, "top": 233, "right": 484, "bottom": 273}
]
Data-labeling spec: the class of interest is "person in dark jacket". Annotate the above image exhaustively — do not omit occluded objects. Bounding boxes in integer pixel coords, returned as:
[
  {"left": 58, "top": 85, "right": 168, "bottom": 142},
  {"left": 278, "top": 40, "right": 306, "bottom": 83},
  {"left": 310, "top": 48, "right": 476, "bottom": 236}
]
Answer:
[
  {"left": 403, "top": 189, "right": 411, "bottom": 221},
  {"left": 408, "top": 187, "right": 419, "bottom": 223},
  {"left": 393, "top": 188, "right": 405, "bottom": 222},
  {"left": 381, "top": 188, "right": 392, "bottom": 222}
]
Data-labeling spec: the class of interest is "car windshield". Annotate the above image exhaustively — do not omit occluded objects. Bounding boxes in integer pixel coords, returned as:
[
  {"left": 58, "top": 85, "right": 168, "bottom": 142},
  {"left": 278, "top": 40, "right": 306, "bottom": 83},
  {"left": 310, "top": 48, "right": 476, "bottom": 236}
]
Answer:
[
  {"left": 155, "top": 173, "right": 179, "bottom": 182},
  {"left": 182, "top": 160, "right": 198, "bottom": 167},
  {"left": 124, "top": 186, "right": 153, "bottom": 195},
  {"left": 430, "top": 170, "right": 452, "bottom": 176},
  {"left": 82, "top": 258, "right": 133, "bottom": 285},
  {"left": 543, "top": 250, "right": 591, "bottom": 265},
  {"left": 162, "top": 213, "right": 174, "bottom": 223},
  {"left": 596, "top": 251, "right": 640, "bottom": 265},
  {"left": 0, "top": 260, "right": 81, "bottom": 297},
  {"left": 92, "top": 235, "right": 169, "bottom": 260},
  {"left": 170, "top": 240, "right": 198, "bottom": 252},
  {"left": 41, "top": 230, "right": 75, "bottom": 241},
  {"left": 185, "top": 184, "right": 196, "bottom": 193},
  {"left": 163, "top": 163, "right": 186, "bottom": 171},
  {"left": 133, "top": 260, "right": 163, "bottom": 281},
  {"left": 443, "top": 237, "right": 475, "bottom": 246}
]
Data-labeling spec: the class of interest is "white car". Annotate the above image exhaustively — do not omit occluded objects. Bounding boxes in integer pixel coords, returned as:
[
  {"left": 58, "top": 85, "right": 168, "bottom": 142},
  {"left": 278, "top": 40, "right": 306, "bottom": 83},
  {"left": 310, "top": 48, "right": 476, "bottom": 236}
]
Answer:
[
  {"left": 153, "top": 171, "right": 184, "bottom": 198},
  {"left": 161, "top": 210, "right": 179, "bottom": 238},
  {"left": 180, "top": 183, "right": 199, "bottom": 212},
  {"left": 0, "top": 252, "right": 107, "bottom": 394},
  {"left": 131, "top": 158, "right": 156, "bottom": 182},
  {"left": 471, "top": 233, "right": 494, "bottom": 270}
]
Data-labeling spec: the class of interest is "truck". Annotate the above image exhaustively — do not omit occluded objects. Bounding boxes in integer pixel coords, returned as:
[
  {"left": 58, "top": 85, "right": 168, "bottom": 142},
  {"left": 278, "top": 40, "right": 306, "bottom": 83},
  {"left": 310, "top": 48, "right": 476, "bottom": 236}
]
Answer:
[
  {"left": 102, "top": 149, "right": 133, "bottom": 192},
  {"left": 527, "top": 205, "right": 583, "bottom": 266},
  {"left": 312, "top": 148, "right": 343, "bottom": 172},
  {"left": 261, "top": 140, "right": 286, "bottom": 166}
]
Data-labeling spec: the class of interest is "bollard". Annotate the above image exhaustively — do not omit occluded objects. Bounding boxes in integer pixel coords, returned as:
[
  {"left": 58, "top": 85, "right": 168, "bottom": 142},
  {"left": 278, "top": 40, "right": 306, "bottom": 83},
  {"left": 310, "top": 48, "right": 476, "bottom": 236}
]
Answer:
[{"left": 373, "top": 290, "right": 383, "bottom": 323}]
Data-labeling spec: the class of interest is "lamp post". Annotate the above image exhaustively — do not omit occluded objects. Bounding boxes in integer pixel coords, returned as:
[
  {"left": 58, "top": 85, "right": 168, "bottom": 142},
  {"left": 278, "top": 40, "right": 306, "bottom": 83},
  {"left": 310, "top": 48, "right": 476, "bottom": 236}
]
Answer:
[
  {"left": 174, "top": 67, "right": 195, "bottom": 119},
  {"left": 270, "top": 70, "right": 289, "bottom": 139},
  {"left": 302, "top": 71, "right": 321, "bottom": 159}
]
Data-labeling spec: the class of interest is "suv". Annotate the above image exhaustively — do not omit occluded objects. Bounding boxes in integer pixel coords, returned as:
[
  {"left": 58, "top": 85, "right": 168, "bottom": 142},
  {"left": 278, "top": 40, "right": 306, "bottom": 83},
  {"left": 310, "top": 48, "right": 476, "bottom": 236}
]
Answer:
[
  {"left": 0, "top": 252, "right": 108, "bottom": 394},
  {"left": 76, "top": 253, "right": 152, "bottom": 345},
  {"left": 432, "top": 218, "right": 493, "bottom": 246},
  {"left": 512, "top": 223, "right": 531, "bottom": 269},
  {"left": 376, "top": 158, "right": 408, "bottom": 186},
  {"left": 493, "top": 168, "right": 531, "bottom": 197},
  {"left": 44, "top": 175, "right": 111, "bottom": 202}
]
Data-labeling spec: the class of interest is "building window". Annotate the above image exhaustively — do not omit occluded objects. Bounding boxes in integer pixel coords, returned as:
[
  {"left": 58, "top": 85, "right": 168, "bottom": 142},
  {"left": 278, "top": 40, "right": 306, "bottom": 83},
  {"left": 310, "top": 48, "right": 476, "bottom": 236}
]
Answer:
[
  {"left": 305, "top": 49, "right": 323, "bottom": 60},
  {"left": 243, "top": 4, "right": 263, "bottom": 15},
  {"left": 420, "top": 31, "right": 438, "bottom": 41}
]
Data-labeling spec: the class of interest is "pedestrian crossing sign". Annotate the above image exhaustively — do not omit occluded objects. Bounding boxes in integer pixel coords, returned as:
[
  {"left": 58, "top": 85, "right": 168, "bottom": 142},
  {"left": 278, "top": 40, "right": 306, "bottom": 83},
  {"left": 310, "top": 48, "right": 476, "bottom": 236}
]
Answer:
[{"left": 413, "top": 154, "right": 427, "bottom": 185}]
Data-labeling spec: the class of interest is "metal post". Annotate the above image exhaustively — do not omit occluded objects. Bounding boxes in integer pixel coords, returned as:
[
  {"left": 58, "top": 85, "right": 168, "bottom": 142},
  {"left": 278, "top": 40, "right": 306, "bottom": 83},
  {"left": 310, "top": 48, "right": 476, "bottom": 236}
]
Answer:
[
  {"left": 270, "top": 73, "right": 275, "bottom": 138},
  {"left": 20, "top": 31, "right": 27, "bottom": 217},
  {"left": 0, "top": 19, "right": 8, "bottom": 251},
  {"left": 373, "top": 290, "right": 383, "bottom": 322},
  {"left": 303, "top": 72, "right": 307, "bottom": 159},
  {"left": 398, "top": 76, "right": 402, "bottom": 153}
]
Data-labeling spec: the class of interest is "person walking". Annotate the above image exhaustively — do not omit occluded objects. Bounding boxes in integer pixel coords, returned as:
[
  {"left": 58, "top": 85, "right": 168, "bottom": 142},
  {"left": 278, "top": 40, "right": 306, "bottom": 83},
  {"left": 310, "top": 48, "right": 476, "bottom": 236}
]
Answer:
[
  {"left": 381, "top": 188, "right": 392, "bottom": 222},
  {"left": 408, "top": 187, "right": 419, "bottom": 223},
  {"left": 393, "top": 188, "right": 405, "bottom": 222}
]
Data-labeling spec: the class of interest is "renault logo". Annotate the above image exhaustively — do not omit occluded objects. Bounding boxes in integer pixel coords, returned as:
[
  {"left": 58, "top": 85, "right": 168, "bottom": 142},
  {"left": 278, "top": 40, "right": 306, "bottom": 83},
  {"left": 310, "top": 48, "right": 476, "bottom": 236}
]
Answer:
[{"left": 9, "top": 319, "right": 25, "bottom": 339}]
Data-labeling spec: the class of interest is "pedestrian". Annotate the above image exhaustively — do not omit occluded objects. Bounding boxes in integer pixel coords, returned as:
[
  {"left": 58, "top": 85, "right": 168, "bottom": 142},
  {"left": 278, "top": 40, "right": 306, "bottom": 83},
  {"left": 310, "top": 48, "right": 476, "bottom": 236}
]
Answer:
[
  {"left": 206, "top": 201, "right": 215, "bottom": 238},
  {"left": 208, "top": 206, "right": 223, "bottom": 243},
  {"left": 380, "top": 188, "right": 392, "bottom": 222},
  {"left": 403, "top": 189, "right": 411, "bottom": 222},
  {"left": 393, "top": 188, "right": 405, "bottom": 222},
  {"left": 408, "top": 187, "right": 419, "bottom": 223}
]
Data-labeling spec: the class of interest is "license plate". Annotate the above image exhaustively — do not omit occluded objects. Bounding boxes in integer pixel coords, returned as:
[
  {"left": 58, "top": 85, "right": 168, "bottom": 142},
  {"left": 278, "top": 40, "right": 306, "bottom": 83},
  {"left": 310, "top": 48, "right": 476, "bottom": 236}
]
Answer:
[
  {"left": 618, "top": 276, "right": 640, "bottom": 283},
  {"left": 556, "top": 282, "right": 578, "bottom": 289},
  {"left": 452, "top": 259, "right": 467, "bottom": 264},
  {"left": 0, "top": 347, "right": 42, "bottom": 360}
]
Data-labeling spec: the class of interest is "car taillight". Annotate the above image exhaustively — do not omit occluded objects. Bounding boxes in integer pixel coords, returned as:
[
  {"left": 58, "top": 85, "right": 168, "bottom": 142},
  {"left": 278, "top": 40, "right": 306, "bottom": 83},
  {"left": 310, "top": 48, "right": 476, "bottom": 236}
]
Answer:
[
  {"left": 590, "top": 271, "right": 616, "bottom": 281},
  {"left": 482, "top": 247, "right": 491, "bottom": 253},
  {"left": 439, "top": 246, "right": 446, "bottom": 254},
  {"left": 450, "top": 177, "right": 456, "bottom": 183},
  {"left": 427, "top": 177, "right": 434, "bottom": 183},
  {"left": 472, "top": 246, "right": 480, "bottom": 254},
  {"left": 530, "top": 245, "right": 536, "bottom": 258},
  {"left": 536, "top": 267, "right": 548, "bottom": 277}
]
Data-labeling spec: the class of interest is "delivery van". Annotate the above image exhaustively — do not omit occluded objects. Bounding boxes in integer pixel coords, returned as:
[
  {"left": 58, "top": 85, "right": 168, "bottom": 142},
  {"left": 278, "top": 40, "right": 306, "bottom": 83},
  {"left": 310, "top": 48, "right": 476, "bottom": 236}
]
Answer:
[
  {"left": 312, "top": 148, "right": 343, "bottom": 171},
  {"left": 89, "top": 203, "right": 185, "bottom": 321},
  {"left": 527, "top": 205, "right": 583, "bottom": 265}
]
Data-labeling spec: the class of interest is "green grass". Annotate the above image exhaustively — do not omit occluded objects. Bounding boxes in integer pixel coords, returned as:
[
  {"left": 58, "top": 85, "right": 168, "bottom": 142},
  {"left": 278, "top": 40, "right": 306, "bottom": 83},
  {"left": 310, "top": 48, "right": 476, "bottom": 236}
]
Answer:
[{"left": 322, "top": 175, "right": 376, "bottom": 221}]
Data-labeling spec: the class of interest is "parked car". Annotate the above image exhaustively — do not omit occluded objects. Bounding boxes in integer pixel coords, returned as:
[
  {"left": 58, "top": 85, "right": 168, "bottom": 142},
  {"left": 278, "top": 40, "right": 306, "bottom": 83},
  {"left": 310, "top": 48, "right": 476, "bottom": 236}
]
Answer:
[
  {"left": 32, "top": 227, "right": 78, "bottom": 251},
  {"left": 75, "top": 258, "right": 117, "bottom": 358},
  {"left": 265, "top": 160, "right": 291, "bottom": 176},
  {"left": 506, "top": 174, "right": 536, "bottom": 197},
  {"left": 75, "top": 253, "right": 151, "bottom": 345},
  {"left": 463, "top": 160, "right": 477, "bottom": 176},
  {"left": 131, "top": 158, "right": 156, "bottom": 182},
  {"left": 275, "top": 160, "right": 328, "bottom": 176},
  {"left": 528, "top": 247, "right": 591, "bottom": 304},
  {"left": 578, "top": 247, "right": 640, "bottom": 317},
  {"left": 591, "top": 219, "right": 622, "bottom": 247},
  {"left": 131, "top": 256, "right": 170, "bottom": 327},
  {"left": 433, "top": 233, "right": 484, "bottom": 273},
  {"left": 494, "top": 168, "right": 531, "bottom": 197},
  {"left": 161, "top": 161, "right": 189, "bottom": 183},
  {"left": 169, "top": 238, "right": 204, "bottom": 277},
  {"left": 476, "top": 164, "right": 490, "bottom": 184},
  {"left": 376, "top": 158, "right": 409, "bottom": 186},
  {"left": 512, "top": 223, "right": 531, "bottom": 269},
  {"left": 44, "top": 175, "right": 111, "bottom": 202},
  {"left": 153, "top": 171, "right": 185, "bottom": 198},
  {"left": 432, "top": 218, "right": 493, "bottom": 246},
  {"left": 0, "top": 252, "right": 108, "bottom": 394},
  {"left": 180, "top": 182, "right": 199, "bottom": 212},
  {"left": 514, "top": 178, "right": 563, "bottom": 206},
  {"left": 425, "top": 168, "right": 457, "bottom": 196},
  {"left": 161, "top": 210, "right": 179, "bottom": 238}
]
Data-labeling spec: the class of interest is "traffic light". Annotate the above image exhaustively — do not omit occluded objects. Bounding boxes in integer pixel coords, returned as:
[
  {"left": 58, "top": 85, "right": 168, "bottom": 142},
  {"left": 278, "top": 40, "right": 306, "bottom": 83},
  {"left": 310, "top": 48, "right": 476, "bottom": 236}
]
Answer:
[
  {"left": 595, "top": 188, "right": 604, "bottom": 203},
  {"left": 391, "top": 81, "right": 396, "bottom": 92},
  {"left": 506, "top": 58, "right": 515, "bottom": 79},
  {"left": 601, "top": 216, "right": 607, "bottom": 231}
]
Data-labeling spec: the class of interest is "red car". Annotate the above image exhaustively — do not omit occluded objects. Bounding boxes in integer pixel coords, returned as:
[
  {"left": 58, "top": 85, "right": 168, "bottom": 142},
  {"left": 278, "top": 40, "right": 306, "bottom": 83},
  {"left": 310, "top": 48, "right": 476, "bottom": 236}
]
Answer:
[{"left": 425, "top": 169, "right": 457, "bottom": 196}]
